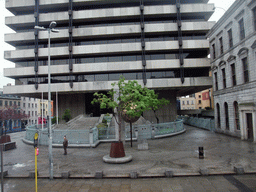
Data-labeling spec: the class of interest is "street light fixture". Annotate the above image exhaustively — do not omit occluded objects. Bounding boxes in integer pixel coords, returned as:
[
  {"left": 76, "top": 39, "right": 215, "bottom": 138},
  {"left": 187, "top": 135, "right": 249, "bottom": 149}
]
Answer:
[{"left": 34, "top": 21, "right": 59, "bottom": 180}]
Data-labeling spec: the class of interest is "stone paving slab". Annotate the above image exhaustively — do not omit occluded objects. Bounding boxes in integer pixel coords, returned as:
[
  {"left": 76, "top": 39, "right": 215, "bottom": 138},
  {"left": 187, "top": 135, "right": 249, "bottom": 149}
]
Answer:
[
  {"left": 2, "top": 125, "right": 256, "bottom": 178},
  {"left": 1, "top": 175, "right": 256, "bottom": 192}
]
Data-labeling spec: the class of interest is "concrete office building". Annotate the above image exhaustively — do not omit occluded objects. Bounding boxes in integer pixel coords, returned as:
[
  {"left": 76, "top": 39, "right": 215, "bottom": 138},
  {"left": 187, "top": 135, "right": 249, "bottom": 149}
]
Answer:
[
  {"left": 4, "top": 0, "right": 214, "bottom": 123},
  {"left": 208, "top": 0, "right": 256, "bottom": 141}
]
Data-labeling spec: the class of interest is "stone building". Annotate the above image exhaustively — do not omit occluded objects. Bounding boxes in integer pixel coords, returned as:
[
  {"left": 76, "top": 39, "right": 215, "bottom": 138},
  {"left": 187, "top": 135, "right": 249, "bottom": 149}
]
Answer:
[
  {"left": 20, "top": 97, "right": 39, "bottom": 126},
  {"left": 4, "top": 0, "right": 214, "bottom": 123},
  {"left": 207, "top": 0, "right": 256, "bottom": 141}
]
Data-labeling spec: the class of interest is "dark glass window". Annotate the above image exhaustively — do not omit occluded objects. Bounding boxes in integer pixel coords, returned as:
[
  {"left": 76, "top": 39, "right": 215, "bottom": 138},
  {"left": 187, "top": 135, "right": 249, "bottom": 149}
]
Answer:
[
  {"left": 242, "top": 57, "right": 249, "bottom": 83},
  {"left": 231, "top": 64, "right": 236, "bottom": 86},
  {"left": 219, "top": 37, "right": 223, "bottom": 54},
  {"left": 212, "top": 44, "right": 216, "bottom": 59},
  {"left": 227, "top": 29, "right": 233, "bottom": 48},
  {"left": 224, "top": 102, "right": 229, "bottom": 130},
  {"left": 14, "top": 101, "right": 16, "bottom": 106},
  {"left": 222, "top": 68, "right": 226, "bottom": 89},
  {"left": 214, "top": 72, "right": 218, "bottom": 91},
  {"left": 23, "top": 103, "right": 25, "bottom": 107},
  {"left": 9, "top": 101, "right": 12, "bottom": 106},
  {"left": 198, "top": 100, "right": 201, "bottom": 104},
  {"left": 0, "top": 100, "right": 2, "bottom": 106},
  {"left": 5, "top": 101, "right": 8, "bottom": 106},
  {"left": 253, "top": 7, "right": 256, "bottom": 31},
  {"left": 238, "top": 18, "right": 245, "bottom": 40},
  {"left": 109, "top": 73, "right": 122, "bottom": 80},
  {"left": 18, "top": 102, "right": 20, "bottom": 106},
  {"left": 234, "top": 101, "right": 240, "bottom": 130},
  {"left": 95, "top": 74, "right": 108, "bottom": 81},
  {"left": 216, "top": 103, "right": 220, "bottom": 128}
]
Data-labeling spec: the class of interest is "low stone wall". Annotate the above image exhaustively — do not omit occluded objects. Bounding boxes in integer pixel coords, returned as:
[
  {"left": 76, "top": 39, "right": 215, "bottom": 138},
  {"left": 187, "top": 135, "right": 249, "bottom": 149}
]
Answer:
[{"left": 178, "top": 116, "right": 215, "bottom": 132}]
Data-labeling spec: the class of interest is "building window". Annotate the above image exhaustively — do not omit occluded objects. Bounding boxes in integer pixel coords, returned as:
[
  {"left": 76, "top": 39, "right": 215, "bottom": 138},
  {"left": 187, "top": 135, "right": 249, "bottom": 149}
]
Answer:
[
  {"left": 187, "top": 101, "right": 189, "bottom": 105},
  {"left": 214, "top": 72, "right": 218, "bottom": 91},
  {"left": 253, "top": 7, "right": 256, "bottom": 31},
  {"left": 35, "top": 104, "right": 37, "bottom": 108},
  {"left": 222, "top": 68, "right": 226, "bottom": 89},
  {"left": 0, "top": 100, "right": 2, "bottom": 106},
  {"left": 18, "top": 102, "right": 20, "bottom": 106},
  {"left": 234, "top": 101, "right": 240, "bottom": 130},
  {"left": 28, "top": 103, "right": 30, "bottom": 108},
  {"left": 182, "top": 101, "right": 185, "bottom": 105},
  {"left": 231, "top": 64, "right": 236, "bottom": 86},
  {"left": 32, "top": 111, "right": 34, "bottom": 116},
  {"left": 23, "top": 103, "right": 26, "bottom": 108},
  {"left": 219, "top": 37, "right": 223, "bottom": 54},
  {"left": 14, "top": 101, "right": 16, "bottom": 106},
  {"left": 224, "top": 102, "right": 229, "bottom": 130},
  {"left": 5, "top": 101, "right": 8, "bottom": 106},
  {"left": 35, "top": 111, "right": 37, "bottom": 116},
  {"left": 199, "top": 95, "right": 201, "bottom": 98},
  {"left": 28, "top": 111, "right": 30, "bottom": 116},
  {"left": 198, "top": 100, "right": 201, "bottom": 104},
  {"left": 238, "top": 18, "right": 245, "bottom": 40},
  {"left": 191, "top": 100, "right": 194, "bottom": 105},
  {"left": 216, "top": 103, "right": 220, "bottom": 128},
  {"left": 32, "top": 104, "right": 34, "bottom": 108},
  {"left": 212, "top": 44, "right": 216, "bottom": 59},
  {"left": 242, "top": 57, "right": 249, "bottom": 83},
  {"left": 9, "top": 101, "right": 12, "bottom": 106},
  {"left": 227, "top": 29, "right": 233, "bottom": 48}
]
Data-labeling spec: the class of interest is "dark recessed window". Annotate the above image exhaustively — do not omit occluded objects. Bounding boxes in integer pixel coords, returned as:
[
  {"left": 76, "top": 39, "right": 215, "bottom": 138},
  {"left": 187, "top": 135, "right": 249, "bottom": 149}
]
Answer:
[
  {"left": 219, "top": 37, "right": 223, "bottom": 54},
  {"left": 238, "top": 18, "right": 245, "bottom": 40},
  {"left": 216, "top": 103, "right": 220, "bottom": 128},
  {"left": 227, "top": 29, "right": 233, "bottom": 48},
  {"left": 231, "top": 64, "right": 236, "bottom": 86},
  {"left": 212, "top": 43, "right": 216, "bottom": 59},
  {"left": 214, "top": 72, "right": 218, "bottom": 91},
  {"left": 242, "top": 57, "right": 249, "bottom": 83},
  {"left": 234, "top": 101, "right": 240, "bottom": 130},
  {"left": 222, "top": 68, "right": 226, "bottom": 89},
  {"left": 224, "top": 102, "right": 229, "bottom": 130}
]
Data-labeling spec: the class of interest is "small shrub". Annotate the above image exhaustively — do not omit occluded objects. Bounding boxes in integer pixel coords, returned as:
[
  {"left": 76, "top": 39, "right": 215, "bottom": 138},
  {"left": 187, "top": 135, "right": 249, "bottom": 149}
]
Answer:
[{"left": 62, "top": 109, "right": 72, "bottom": 122}]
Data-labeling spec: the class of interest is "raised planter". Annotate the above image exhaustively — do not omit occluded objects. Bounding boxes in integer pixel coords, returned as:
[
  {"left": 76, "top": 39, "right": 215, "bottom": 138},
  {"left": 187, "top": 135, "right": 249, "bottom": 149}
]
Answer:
[{"left": 110, "top": 141, "right": 125, "bottom": 158}]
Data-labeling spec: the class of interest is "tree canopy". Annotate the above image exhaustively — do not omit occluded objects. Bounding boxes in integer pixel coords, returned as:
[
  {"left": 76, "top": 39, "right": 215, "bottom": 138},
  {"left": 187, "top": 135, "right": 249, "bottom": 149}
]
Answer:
[{"left": 92, "top": 76, "right": 170, "bottom": 124}]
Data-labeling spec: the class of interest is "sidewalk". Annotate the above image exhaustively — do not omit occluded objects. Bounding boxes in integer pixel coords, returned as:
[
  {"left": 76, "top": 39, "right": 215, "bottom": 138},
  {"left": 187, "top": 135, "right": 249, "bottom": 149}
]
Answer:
[
  {"left": 2, "top": 125, "right": 256, "bottom": 178},
  {"left": 2, "top": 175, "right": 256, "bottom": 192}
]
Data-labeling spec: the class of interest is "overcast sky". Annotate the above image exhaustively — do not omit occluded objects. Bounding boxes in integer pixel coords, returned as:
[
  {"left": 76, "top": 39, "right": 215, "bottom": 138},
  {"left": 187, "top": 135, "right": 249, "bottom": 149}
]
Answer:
[{"left": 0, "top": 0, "right": 236, "bottom": 88}]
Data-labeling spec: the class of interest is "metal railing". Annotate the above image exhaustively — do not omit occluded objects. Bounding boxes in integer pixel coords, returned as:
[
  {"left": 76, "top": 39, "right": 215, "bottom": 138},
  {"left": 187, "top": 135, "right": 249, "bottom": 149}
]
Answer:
[{"left": 25, "top": 120, "right": 185, "bottom": 146}]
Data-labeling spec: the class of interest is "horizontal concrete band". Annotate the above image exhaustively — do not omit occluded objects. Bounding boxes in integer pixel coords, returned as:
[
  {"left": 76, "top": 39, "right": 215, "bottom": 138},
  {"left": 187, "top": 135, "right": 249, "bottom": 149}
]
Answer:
[
  {"left": 6, "top": 0, "right": 209, "bottom": 10},
  {"left": 3, "top": 77, "right": 213, "bottom": 95},
  {"left": 6, "top": 4, "right": 214, "bottom": 27},
  {"left": 5, "top": 22, "right": 215, "bottom": 45},
  {"left": 4, "top": 40, "right": 209, "bottom": 61},
  {"left": 4, "top": 58, "right": 210, "bottom": 78}
]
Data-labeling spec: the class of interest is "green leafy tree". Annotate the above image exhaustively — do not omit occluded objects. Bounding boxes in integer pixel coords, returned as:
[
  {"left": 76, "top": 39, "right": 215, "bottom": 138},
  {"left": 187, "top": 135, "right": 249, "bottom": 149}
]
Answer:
[
  {"left": 146, "top": 89, "right": 170, "bottom": 124},
  {"left": 62, "top": 109, "right": 72, "bottom": 122},
  {"left": 92, "top": 76, "right": 170, "bottom": 144}
]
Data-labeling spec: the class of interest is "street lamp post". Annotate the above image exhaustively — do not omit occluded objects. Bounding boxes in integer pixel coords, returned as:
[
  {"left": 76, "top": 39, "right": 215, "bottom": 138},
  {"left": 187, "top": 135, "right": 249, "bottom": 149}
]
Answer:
[{"left": 35, "top": 21, "right": 59, "bottom": 180}]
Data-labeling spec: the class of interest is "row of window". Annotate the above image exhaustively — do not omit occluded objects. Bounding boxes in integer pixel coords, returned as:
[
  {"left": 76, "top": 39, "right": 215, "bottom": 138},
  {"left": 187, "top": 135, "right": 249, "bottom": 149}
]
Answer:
[
  {"left": 28, "top": 111, "right": 38, "bottom": 117},
  {"left": 214, "top": 57, "right": 249, "bottom": 91},
  {"left": 23, "top": 103, "right": 38, "bottom": 108},
  {"left": 216, "top": 101, "right": 240, "bottom": 131},
  {"left": 16, "top": 34, "right": 206, "bottom": 50},
  {"left": 16, "top": 52, "right": 207, "bottom": 67},
  {"left": 211, "top": 7, "right": 256, "bottom": 59},
  {"left": 18, "top": 68, "right": 209, "bottom": 85},
  {"left": 0, "top": 100, "right": 20, "bottom": 107}
]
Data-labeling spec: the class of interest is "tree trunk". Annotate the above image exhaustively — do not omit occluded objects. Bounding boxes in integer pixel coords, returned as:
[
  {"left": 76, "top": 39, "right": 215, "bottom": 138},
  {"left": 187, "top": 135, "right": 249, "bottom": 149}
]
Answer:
[{"left": 130, "top": 122, "right": 132, "bottom": 147}]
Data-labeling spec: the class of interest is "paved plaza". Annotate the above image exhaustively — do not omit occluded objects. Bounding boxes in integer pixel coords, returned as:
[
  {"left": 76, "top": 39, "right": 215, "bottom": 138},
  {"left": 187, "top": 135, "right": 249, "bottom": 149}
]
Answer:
[
  {"left": 3, "top": 125, "right": 256, "bottom": 178},
  {"left": 0, "top": 125, "right": 256, "bottom": 191},
  {"left": 0, "top": 175, "right": 256, "bottom": 192}
]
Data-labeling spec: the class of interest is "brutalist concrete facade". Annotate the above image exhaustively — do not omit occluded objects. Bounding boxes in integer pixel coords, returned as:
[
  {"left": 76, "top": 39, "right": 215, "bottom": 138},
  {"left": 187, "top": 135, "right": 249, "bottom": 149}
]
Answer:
[
  {"left": 4, "top": 0, "right": 214, "bottom": 122},
  {"left": 207, "top": 0, "right": 256, "bottom": 142}
]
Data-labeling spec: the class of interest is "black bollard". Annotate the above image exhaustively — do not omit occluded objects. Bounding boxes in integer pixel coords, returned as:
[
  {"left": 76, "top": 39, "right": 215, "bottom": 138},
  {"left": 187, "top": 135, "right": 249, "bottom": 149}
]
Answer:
[{"left": 199, "top": 147, "right": 204, "bottom": 159}]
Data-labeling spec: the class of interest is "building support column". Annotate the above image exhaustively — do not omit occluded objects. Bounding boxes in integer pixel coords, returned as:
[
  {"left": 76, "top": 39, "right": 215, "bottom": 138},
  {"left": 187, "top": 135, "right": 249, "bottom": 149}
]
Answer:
[
  {"left": 68, "top": 0, "right": 73, "bottom": 88},
  {"left": 140, "top": 0, "right": 147, "bottom": 86}
]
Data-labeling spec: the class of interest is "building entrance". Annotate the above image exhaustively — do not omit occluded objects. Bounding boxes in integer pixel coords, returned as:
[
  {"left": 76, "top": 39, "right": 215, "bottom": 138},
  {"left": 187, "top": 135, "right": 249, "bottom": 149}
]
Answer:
[
  {"left": 246, "top": 113, "right": 253, "bottom": 141},
  {"left": 85, "top": 93, "right": 112, "bottom": 117}
]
